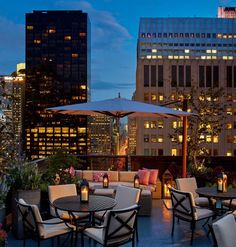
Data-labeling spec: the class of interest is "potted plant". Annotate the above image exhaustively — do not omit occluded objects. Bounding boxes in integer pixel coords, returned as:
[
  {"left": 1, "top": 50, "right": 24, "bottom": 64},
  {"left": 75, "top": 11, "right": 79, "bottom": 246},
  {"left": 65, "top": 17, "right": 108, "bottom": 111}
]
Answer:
[{"left": 7, "top": 159, "right": 42, "bottom": 239}]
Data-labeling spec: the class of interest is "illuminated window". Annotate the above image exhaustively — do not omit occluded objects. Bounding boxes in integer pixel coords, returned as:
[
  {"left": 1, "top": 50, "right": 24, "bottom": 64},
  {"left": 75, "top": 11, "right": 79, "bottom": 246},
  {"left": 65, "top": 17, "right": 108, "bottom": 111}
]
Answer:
[
  {"left": 171, "top": 149, "right": 177, "bottom": 156},
  {"left": 227, "top": 95, "right": 232, "bottom": 102},
  {"left": 34, "top": 40, "right": 41, "bottom": 44},
  {"left": 152, "top": 49, "right": 157, "bottom": 53},
  {"left": 206, "top": 135, "right": 212, "bottom": 143},
  {"left": 226, "top": 150, "right": 232, "bottom": 156},
  {"left": 206, "top": 50, "right": 212, "bottom": 53},
  {"left": 227, "top": 123, "right": 232, "bottom": 129},
  {"left": 158, "top": 120, "right": 164, "bottom": 128},
  {"left": 159, "top": 94, "right": 164, "bottom": 101},
  {"left": 184, "top": 49, "right": 190, "bottom": 53},
  {"left": 144, "top": 121, "right": 150, "bottom": 128},
  {"left": 48, "top": 28, "right": 56, "bottom": 33},
  {"left": 72, "top": 53, "right": 78, "bottom": 58},
  {"left": 80, "top": 85, "right": 86, "bottom": 90},
  {"left": 27, "top": 25, "right": 34, "bottom": 30},
  {"left": 64, "top": 35, "right": 72, "bottom": 41},
  {"left": 234, "top": 135, "right": 236, "bottom": 143},
  {"left": 78, "top": 127, "right": 86, "bottom": 133},
  {"left": 226, "top": 107, "right": 232, "bottom": 115},
  {"left": 151, "top": 135, "right": 157, "bottom": 142},
  {"left": 158, "top": 135, "right": 163, "bottom": 143},
  {"left": 79, "top": 32, "right": 86, "bottom": 37},
  {"left": 213, "top": 136, "right": 219, "bottom": 143},
  {"left": 217, "top": 33, "right": 222, "bottom": 38},
  {"left": 146, "top": 55, "right": 151, "bottom": 59},
  {"left": 39, "top": 127, "right": 45, "bottom": 133},
  {"left": 151, "top": 94, "right": 157, "bottom": 101},
  {"left": 150, "top": 121, "right": 157, "bottom": 129},
  {"left": 172, "top": 121, "right": 177, "bottom": 129},
  {"left": 178, "top": 135, "right": 183, "bottom": 143}
]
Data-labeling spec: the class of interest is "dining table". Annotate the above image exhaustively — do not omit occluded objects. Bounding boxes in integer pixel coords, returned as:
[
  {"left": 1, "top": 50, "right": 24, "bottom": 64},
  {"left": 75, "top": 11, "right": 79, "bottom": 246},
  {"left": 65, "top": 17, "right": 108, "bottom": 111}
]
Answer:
[
  {"left": 53, "top": 194, "right": 116, "bottom": 246},
  {"left": 196, "top": 187, "right": 236, "bottom": 214}
]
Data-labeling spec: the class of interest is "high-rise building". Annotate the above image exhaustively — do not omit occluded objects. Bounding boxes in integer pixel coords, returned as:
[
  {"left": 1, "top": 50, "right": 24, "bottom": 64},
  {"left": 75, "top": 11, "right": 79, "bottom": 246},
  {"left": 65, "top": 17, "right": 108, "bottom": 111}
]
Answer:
[
  {"left": 135, "top": 15, "right": 236, "bottom": 156},
  {"left": 218, "top": 7, "right": 236, "bottom": 18},
  {"left": 25, "top": 11, "right": 90, "bottom": 160},
  {"left": 88, "top": 115, "right": 113, "bottom": 154}
]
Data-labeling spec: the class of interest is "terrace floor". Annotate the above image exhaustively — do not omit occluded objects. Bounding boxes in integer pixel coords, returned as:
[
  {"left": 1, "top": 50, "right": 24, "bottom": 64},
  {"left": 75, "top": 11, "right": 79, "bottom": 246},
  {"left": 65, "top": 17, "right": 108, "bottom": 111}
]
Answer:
[{"left": 8, "top": 199, "right": 213, "bottom": 246}]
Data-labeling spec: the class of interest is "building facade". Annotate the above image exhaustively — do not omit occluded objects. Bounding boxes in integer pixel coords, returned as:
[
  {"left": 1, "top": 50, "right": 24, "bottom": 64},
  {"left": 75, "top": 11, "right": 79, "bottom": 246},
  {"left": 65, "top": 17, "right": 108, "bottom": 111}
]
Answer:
[
  {"left": 25, "top": 11, "right": 90, "bottom": 159},
  {"left": 135, "top": 17, "right": 236, "bottom": 156}
]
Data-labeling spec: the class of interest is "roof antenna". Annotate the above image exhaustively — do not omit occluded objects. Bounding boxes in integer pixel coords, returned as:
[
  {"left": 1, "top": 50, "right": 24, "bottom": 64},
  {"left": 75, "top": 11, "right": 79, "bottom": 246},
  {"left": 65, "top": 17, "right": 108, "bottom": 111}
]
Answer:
[{"left": 118, "top": 92, "right": 121, "bottom": 98}]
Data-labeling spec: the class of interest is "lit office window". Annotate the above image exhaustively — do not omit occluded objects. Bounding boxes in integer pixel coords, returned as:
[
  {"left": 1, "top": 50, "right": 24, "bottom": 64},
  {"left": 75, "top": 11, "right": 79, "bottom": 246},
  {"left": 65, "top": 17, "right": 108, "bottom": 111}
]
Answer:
[
  {"left": 158, "top": 135, "right": 163, "bottom": 143},
  {"left": 150, "top": 121, "right": 157, "bottom": 129},
  {"left": 144, "top": 121, "right": 150, "bottom": 129},
  {"left": 226, "top": 150, "right": 232, "bottom": 156},
  {"left": 171, "top": 149, "right": 177, "bottom": 156}
]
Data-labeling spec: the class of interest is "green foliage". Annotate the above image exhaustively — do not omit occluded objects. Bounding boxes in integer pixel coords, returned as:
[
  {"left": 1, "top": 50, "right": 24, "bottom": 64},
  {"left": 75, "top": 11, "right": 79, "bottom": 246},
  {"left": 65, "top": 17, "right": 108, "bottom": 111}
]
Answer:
[
  {"left": 0, "top": 172, "right": 10, "bottom": 208},
  {"left": 43, "top": 149, "right": 84, "bottom": 185},
  {"left": 169, "top": 87, "right": 225, "bottom": 165},
  {"left": 7, "top": 160, "right": 42, "bottom": 191}
]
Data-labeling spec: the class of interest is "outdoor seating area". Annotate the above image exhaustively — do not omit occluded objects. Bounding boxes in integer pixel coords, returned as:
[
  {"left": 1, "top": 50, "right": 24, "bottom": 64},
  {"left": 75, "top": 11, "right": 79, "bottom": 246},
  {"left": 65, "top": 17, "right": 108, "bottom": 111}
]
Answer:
[{"left": 2, "top": 156, "right": 236, "bottom": 246}]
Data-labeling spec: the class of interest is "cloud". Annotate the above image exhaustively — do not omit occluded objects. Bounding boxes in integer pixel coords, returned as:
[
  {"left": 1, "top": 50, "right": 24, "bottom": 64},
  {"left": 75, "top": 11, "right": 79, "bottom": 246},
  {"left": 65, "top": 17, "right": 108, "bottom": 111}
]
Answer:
[
  {"left": 55, "top": 0, "right": 131, "bottom": 50},
  {"left": 0, "top": 17, "right": 24, "bottom": 73},
  {"left": 92, "top": 80, "right": 134, "bottom": 90}
]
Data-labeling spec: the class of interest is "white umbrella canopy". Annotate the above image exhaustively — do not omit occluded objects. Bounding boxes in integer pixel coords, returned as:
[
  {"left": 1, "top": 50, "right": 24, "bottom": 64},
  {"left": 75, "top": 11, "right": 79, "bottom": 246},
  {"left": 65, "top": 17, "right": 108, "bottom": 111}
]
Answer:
[
  {"left": 47, "top": 96, "right": 195, "bottom": 178},
  {"left": 47, "top": 97, "right": 193, "bottom": 118}
]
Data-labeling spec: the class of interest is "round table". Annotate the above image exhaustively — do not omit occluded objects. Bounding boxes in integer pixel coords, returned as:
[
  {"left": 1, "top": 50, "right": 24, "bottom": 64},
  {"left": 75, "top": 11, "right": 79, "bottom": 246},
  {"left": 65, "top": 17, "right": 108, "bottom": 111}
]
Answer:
[
  {"left": 196, "top": 187, "right": 236, "bottom": 200},
  {"left": 53, "top": 195, "right": 116, "bottom": 214},
  {"left": 196, "top": 187, "right": 236, "bottom": 214}
]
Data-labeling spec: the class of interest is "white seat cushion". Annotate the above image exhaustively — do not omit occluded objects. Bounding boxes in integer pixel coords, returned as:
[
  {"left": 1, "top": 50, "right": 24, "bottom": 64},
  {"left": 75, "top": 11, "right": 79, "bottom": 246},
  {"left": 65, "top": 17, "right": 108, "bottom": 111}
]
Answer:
[
  {"left": 195, "top": 197, "right": 210, "bottom": 207},
  {"left": 195, "top": 207, "right": 214, "bottom": 220},
  {"left": 213, "top": 214, "right": 236, "bottom": 247}
]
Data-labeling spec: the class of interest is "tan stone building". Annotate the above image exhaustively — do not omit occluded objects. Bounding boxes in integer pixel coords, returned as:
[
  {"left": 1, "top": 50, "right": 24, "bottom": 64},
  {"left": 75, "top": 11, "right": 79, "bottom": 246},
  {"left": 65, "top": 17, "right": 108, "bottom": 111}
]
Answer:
[{"left": 134, "top": 16, "right": 236, "bottom": 157}]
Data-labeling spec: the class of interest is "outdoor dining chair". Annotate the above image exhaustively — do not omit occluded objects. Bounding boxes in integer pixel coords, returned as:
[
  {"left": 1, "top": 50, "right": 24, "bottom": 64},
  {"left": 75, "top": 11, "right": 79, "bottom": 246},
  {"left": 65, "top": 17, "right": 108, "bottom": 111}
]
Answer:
[
  {"left": 170, "top": 187, "right": 214, "bottom": 245},
  {"left": 211, "top": 213, "right": 236, "bottom": 247},
  {"left": 48, "top": 184, "right": 89, "bottom": 221},
  {"left": 81, "top": 204, "right": 140, "bottom": 247},
  {"left": 94, "top": 185, "right": 141, "bottom": 241},
  {"left": 16, "top": 198, "right": 75, "bottom": 247},
  {"left": 175, "top": 177, "right": 214, "bottom": 207}
]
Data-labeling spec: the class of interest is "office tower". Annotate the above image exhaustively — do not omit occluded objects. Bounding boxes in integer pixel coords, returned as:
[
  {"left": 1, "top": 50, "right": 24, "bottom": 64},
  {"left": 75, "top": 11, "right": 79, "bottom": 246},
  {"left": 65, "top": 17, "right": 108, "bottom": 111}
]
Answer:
[
  {"left": 88, "top": 115, "right": 113, "bottom": 154},
  {"left": 25, "top": 11, "right": 90, "bottom": 160},
  {"left": 0, "top": 71, "right": 25, "bottom": 158},
  {"left": 136, "top": 15, "right": 236, "bottom": 156}
]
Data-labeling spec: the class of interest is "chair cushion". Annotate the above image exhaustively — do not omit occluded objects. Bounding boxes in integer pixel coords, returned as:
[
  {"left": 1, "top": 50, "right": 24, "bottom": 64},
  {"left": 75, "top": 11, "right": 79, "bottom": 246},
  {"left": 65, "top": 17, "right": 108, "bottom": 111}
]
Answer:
[
  {"left": 40, "top": 218, "right": 75, "bottom": 239},
  {"left": 175, "top": 177, "right": 198, "bottom": 198},
  {"left": 195, "top": 197, "right": 210, "bottom": 207},
  {"left": 138, "top": 170, "right": 150, "bottom": 186},
  {"left": 195, "top": 207, "right": 214, "bottom": 221},
  {"left": 213, "top": 214, "right": 236, "bottom": 247},
  {"left": 222, "top": 199, "right": 236, "bottom": 209}
]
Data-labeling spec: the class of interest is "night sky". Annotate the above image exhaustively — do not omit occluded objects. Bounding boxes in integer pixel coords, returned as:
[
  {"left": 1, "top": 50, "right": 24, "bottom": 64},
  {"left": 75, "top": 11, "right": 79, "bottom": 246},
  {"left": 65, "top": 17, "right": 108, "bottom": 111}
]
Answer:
[{"left": 1, "top": 0, "right": 235, "bottom": 100}]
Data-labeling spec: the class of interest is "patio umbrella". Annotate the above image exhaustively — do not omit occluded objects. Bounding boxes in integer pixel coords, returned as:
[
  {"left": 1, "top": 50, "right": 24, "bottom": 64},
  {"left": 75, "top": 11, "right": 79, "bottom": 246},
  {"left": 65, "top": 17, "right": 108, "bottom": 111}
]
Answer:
[{"left": 47, "top": 97, "right": 195, "bottom": 177}]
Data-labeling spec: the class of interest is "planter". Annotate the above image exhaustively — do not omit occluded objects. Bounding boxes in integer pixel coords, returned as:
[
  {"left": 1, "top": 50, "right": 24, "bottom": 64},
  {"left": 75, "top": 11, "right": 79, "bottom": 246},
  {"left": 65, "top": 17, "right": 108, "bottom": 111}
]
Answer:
[
  {"left": 11, "top": 189, "right": 41, "bottom": 239},
  {"left": 0, "top": 207, "right": 6, "bottom": 224}
]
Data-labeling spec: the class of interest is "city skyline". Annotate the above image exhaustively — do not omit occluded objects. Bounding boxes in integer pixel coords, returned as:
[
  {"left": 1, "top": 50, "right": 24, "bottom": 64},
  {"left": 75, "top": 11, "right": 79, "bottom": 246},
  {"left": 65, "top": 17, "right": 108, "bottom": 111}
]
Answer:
[{"left": 1, "top": 0, "right": 236, "bottom": 101}]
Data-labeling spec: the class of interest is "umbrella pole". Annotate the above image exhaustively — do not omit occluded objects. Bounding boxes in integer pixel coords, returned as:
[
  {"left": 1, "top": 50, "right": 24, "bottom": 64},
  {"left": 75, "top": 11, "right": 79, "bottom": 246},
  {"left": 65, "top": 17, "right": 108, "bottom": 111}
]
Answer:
[{"left": 182, "top": 99, "right": 188, "bottom": 178}]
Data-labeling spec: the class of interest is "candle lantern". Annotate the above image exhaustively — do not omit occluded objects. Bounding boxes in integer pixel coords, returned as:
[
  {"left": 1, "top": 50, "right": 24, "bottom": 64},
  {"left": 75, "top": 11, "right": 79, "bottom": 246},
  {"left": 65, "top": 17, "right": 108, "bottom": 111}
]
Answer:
[
  {"left": 162, "top": 169, "right": 174, "bottom": 199},
  {"left": 134, "top": 174, "right": 140, "bottom": 188},
  {"left": 217, "top": 172, "right": 227, "bottom": 193},
  {"left": 80, "top": 179, "right": 89, "bottom": 203},
  {"left": 103, "top": 173, "right": 109, "bottom": 188}
]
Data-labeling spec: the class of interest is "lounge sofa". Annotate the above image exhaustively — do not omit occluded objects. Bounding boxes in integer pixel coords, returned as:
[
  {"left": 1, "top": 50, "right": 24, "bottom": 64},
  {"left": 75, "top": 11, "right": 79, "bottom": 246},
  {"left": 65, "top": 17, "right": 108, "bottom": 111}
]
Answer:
[{"left": 75, "top": 170, "right": 162, "bottom": 199}]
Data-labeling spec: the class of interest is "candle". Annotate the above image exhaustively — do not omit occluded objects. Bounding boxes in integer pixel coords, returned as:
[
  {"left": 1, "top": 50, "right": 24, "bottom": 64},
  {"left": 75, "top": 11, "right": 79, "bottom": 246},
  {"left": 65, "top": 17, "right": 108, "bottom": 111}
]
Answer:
[
  {"left": 104, "top": 178, "right": 108, "bottom": 187},
  {"left": 218, "top": 178, "right": 223, "bottom": 192},
  {"left": 134, "top": 179, "right": 139, "bottom": 188},
  {"left": 81, "top": 188, "right": 88, "bottom": 201}
]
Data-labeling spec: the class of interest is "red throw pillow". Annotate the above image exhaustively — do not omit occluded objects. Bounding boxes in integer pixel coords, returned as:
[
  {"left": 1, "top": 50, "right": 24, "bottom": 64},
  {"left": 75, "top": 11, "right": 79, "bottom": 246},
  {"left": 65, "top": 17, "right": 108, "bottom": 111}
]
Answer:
[
  {"left": 143, "top": 168, "right": 159, "bottom": 185},
  {"left": 138, "top": 169, "right": 150, "bottom": 185}
]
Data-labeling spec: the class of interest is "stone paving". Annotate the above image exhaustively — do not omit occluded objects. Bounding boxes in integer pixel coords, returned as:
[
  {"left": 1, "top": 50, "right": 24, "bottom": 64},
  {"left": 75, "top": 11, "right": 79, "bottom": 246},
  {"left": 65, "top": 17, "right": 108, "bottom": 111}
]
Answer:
[{"left": 8, "top": 199, "right": 213, "bottom": 246}]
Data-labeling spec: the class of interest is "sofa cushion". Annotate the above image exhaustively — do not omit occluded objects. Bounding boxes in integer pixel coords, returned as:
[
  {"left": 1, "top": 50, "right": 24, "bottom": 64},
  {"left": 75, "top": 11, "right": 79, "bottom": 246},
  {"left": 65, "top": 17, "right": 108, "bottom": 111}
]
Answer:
[
  {"left": 138, "top": 170, "right": 150, "bottom": 186},
  {"left": 107, "top": 171, "right": 119, "bottom": 182},
  {"left": 119, "top": 171, "right": 136, "bottom": 182},
  {"left": 82, "top": 170, "right": 94, "bottom": 181}
]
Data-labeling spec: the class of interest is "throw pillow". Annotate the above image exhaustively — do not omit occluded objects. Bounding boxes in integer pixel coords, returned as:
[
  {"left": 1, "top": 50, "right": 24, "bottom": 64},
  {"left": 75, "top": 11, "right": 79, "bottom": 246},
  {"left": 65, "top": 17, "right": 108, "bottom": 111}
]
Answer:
[
  {"left": 93, "top": 172, "right": 104, "bottom": 182},
  {"left": 143, "top": 168, "right": 159, "bottom": 185},
  {"left": 138, "top": 169, "right": 150, "bottom": 185}
]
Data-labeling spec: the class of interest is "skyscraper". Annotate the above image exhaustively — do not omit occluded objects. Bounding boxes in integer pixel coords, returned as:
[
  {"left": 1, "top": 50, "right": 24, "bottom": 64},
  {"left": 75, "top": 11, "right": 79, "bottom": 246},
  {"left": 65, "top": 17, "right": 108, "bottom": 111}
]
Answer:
[
  {"left": 135, "top": 15, "right": 236, "bottom": 156},
  {"left": 25, "top": 11, "right": 90, "bottom": 160}
]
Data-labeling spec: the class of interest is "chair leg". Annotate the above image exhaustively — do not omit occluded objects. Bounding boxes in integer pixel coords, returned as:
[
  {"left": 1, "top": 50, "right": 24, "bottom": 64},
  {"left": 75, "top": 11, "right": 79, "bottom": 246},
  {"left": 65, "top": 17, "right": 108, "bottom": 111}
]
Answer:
[
  {"left": 171, "top": 215, "right": 175, "bottom": 237},
  {"left": 80, "top": 232, "right": 84, "bottom": 247},
  {"left": 135, "top": 219, "right": 139, "bottom": 242},
  {"left": 132, "top": 235, "right": 135, "bottom": 247},
  {"left": 190, "top": 221, "right": 195, "bottom": 245}
]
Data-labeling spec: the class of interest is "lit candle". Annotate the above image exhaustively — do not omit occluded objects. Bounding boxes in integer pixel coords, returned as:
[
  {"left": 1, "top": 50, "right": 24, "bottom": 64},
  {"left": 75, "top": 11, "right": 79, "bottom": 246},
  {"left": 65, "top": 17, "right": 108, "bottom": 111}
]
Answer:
[
  {"left": 81, "top": 188, "right": 88, "bottom": 201},
  {"left": 103, "top": 178, "right": 108, "bottom": 187},
  {"left": 134, "top": 179, "right": 139, "bottom": 188},
  {"left": 218, "top": 178, "right": 223, "bottom": 192}
]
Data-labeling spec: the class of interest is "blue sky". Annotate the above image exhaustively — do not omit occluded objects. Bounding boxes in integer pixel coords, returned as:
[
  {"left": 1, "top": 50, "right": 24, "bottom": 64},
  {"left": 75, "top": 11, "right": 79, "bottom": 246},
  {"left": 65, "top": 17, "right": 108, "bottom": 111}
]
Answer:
[{"left": 1, "top": 0, "right": 236, "bottom": 100}]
